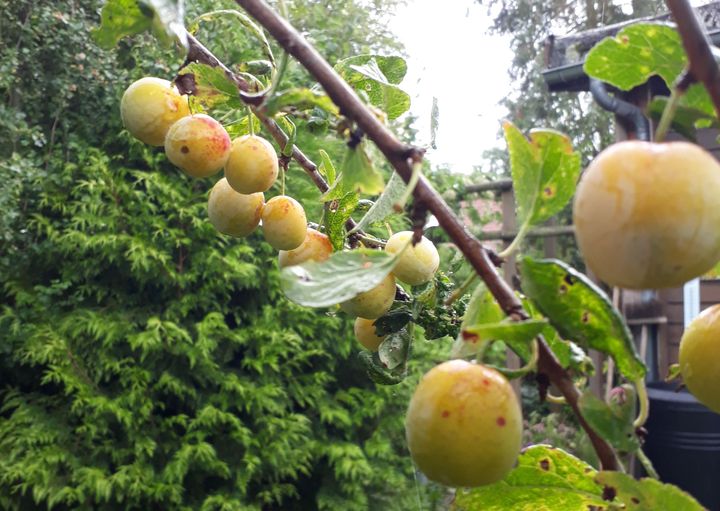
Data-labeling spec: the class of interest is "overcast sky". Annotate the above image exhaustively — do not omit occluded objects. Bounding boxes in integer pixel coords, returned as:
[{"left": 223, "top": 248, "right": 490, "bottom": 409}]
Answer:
[{"left": 388, "top": 0, "right": 513, "bottom": 173}]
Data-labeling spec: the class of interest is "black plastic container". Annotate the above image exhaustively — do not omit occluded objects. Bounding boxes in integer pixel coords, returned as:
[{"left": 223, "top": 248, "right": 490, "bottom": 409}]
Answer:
[{"left": 643, "top": 382, "right": 720, "bottom": 510}]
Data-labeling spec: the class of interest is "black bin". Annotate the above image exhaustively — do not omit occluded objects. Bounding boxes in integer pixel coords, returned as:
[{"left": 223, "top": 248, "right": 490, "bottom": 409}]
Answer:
[{"left": 643, "top": 381, "right": 720, "bottom": 510}]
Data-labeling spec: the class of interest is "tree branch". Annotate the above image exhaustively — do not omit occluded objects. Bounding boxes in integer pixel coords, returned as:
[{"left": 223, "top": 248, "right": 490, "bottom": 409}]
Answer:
[
  {"left": 665, "top": 0, "right": 720, "bottom": 119},
  {"left": 230, "top": 0, "right": 620, "bottom": 470}
]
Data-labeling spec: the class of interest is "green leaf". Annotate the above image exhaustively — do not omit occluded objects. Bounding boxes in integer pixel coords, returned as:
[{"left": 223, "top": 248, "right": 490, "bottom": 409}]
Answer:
[
  {"left": 225, "top": 114, "right": 261, "bottom": 139},
  {"left": 579, "top": 386, "right": 639, "bottom": 452},
  {"left": 584, "top": 23, "right": 714, "bottom": 117},
  {"left": 648, "top": 97, "right": 718, "bottom": 142},
  {"left": 323, "top": 142, "right": 384, "bottom": 199},
  {"left": 460, "top": 319, "right": 547, "bottom": 357},
  {"left": 177, "top": 63, "right": 243, "bottom": 110},
  {"left": 453, "top": 445, "right": 606, "bottom": 511},
  {"left": 504, "top": 122, "right": 581, "bottom": 228},
  {"left": 378, "top": 328, "right": 412, "bottom": 370},
  {"left": 519, "top": 257, "right": 646, "bottom": 380},
  {"left": 335, "top": 55, "right": 410, "bottom": 119},
  {"left": 451, "top": 282, "right": 504, "bottom": 358},
  {"left": 280, "top": 249, "right": 397, "bottom": 307},
  {"left": 277, "top": 115, "right": 297, "bottom": 158},
  {"left": 595, "top": 472, "right": 705, "bottom": 511},
  {"left": 264, "top": 88, "right": 339, "bottom": 117},
  {"left": 326, "top": 191, "right": 359, "bottom": 251},
  {"left": 93, "top": 0, "right": 186, "bottom": 49},
  {"left": 358, "top": 351, "right": 404, "bottom": 385},
  {"left": 188, "top": 9, "right": 274, "bottom": 66},
  {"left": 373, "top": 307, "right": 413, "bottom": 336},
  {"left": 348, "top": 172, "right": 407, "bottom": 234},
  {"left": 93, "top": 0, "right": 152, "bottom": 48},
  {"left": 318, "top": 150, "right": 337, "bottom": 185}
]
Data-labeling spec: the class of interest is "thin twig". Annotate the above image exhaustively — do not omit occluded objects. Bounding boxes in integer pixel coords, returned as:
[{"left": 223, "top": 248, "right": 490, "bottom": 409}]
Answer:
[{"left": 233, "top": 0, "right": 621, "bottom": 470}]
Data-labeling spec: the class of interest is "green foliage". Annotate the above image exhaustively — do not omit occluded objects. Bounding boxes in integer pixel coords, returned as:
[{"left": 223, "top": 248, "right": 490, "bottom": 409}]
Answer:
[
  {"left": 579, "top": 386, "right": 639, "bottom": 453},
  {"left": 595, "top": 472, "right": 705, "bottom": 511},
  {"left": 94, "top": 0, "right": 187, "bottom": 48}
]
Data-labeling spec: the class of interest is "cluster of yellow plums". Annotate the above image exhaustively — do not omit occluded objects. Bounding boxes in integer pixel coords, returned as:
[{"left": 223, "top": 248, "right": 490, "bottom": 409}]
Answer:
[
  {"left": 119, "top": 75, "right": 521, "bottom": 490},
  {"left": 121, "top": 77, "right": 306, "bottom": 251}
]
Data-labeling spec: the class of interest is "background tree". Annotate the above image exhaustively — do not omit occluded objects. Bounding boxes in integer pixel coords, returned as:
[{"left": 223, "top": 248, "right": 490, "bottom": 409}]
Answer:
[{"left": 0, "top": 1, "right": 445, "bottom": 509}]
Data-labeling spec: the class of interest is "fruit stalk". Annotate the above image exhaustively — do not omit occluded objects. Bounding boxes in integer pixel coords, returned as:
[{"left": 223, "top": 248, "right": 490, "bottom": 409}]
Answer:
[{"left": 233, "top": 0, "right": 622, "bottom": 470}]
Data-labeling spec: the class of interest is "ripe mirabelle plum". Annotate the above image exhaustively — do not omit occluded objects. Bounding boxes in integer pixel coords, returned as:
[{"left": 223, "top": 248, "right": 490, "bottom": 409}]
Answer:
[
  {"left": 385, "top": 231, "right": 440, "bottom": 286},
  {"left": 207, "top": 178, "right": 264, "bottom": 237},
  {"left": 679, "top": 304, "right": 720, "bottom": 413},
  {"left": 164, "top": 114, "right": 231, "bottom": 178},
  {"left": 120, "top": 77, "right": 190, "bottom": 146},
  {"left": 573, "top": 141, "right": 720, "bottom": 289},
  {"left": 405, "top": 359, "right": 522, "bottom": 487},
  {"left": 224, "top": 135, "right": 279, "bottom": 194},
  {"left": 261, "top": 195, "right": 307, "bottom": 250},
  {"left": 278, "top": 228, "right": 333, "bottom": 268},
  {"left": 354, "top": 317, "right": 386, "bottom": 351},
  {"left": 340, "top": 274, "right": 396, "bottom": 319}
]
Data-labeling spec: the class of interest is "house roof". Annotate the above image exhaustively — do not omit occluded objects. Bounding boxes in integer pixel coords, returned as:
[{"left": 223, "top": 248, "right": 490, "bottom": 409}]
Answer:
[{"left": 543, "top": 2, "right": 720, "bottom": 92}]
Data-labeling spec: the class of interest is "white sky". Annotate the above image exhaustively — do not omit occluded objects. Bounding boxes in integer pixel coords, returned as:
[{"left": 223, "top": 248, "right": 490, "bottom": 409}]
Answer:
[{"left": 388, "top": 0, "right": 513, "bottom": 173}]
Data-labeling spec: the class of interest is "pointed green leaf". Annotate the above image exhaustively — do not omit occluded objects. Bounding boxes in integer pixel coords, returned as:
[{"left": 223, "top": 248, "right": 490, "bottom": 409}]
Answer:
[
  {"left": 177, "top": 63, "right": 243, "bottom": 109},
  {"left": 519, "top": 257, "right": 646, "bottom": 380},
  {"left": 225, "top": 114, "right": 261, "bottom": 139},
  {"left": 277, "top": 115, "right": 297, "bottom": 158},
  {"left": 579, "top": 386, "right": 639, "bottom": 452},
  {"left": 504, "top": 122, "right": 581, "bottom": 228},
  {"left": 584, "top": 23, "right": 714, "bottom": 117},
  {"left": 378, "top": 328, "right": 412, "bottom": 370},
  {"left": 453, "top": 446, "right": 606, "bottom": 511},
  {"left": 280, "top": 249, "right": 397, "bottom": 307},
  {"left": 335, "top": 55, "right": 410, "bottom": 119},
  {"left": 348, "top": 172, "right": 407, "bottom": 234},
  {"left": 595, "top": 472, "right": 705, "bottom": 511},
  {"left": 264, "top": 88, "right": 339, "bottom": 117},
  {"left": 326, "top": 191, "right": 359, "bottom": 251},
  {"left": 318, "top": 150, "right": 337, "bottom": 185},
  {"left": 93, "top": 0, "right": 186, "bottom": 48}
]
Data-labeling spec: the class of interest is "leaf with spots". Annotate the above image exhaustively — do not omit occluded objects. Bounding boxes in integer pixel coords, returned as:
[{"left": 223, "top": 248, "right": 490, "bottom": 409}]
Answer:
[
  {"left": 280, "top": 249, "right": 397, "bottom": 307},
  {"left": 453, "top": 445, "right": 608, "bottom": 511},
  {"left": 579, "top": 385, "right": 640, "bottom": 452},
  {"left": 325, "top": 191, "right": 359, "bottom": 251},
  {"left": 504, "top": 122, "right": 581, "bottom": 251},
  {"left": 459, "top": 319, "right": 547, "bottom": 359},
  {"left": 595, "top": 472, "right": 705, "bottom": 511},
  {"left": 584, "top": 23, "right": 715, "bottom": 118},
  {"left": 519, "top": 257, "right": 646, "bottom": 380},
  {"left": 176, "top": 63, "right": 244, "bottom": 110},
  {"left": 450, "top": 282, "right": 503, "bottom": 358}
]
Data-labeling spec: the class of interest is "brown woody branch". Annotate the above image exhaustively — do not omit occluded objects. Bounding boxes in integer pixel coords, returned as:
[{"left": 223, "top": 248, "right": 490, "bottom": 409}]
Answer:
[
  {"left": 666, "top": 0, "right": 720, "bottom": 119},
  {"left": 231, "top": 0, "right": 621, "bottom": 470}
]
